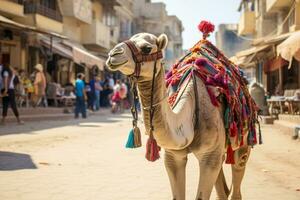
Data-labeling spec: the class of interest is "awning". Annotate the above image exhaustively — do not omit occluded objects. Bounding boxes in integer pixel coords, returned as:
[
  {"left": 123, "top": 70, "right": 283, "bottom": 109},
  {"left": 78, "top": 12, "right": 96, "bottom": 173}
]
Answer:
[
  {"left": 62, "top": 40, "right": 105, "bottom": 70},
  {"left": 40, "top": 37, "right": 105, "bottom": 70},
  {"left": 236, "top": 45, "right": 270, "bottom": 57},
  {"left": 230, "top": 53, "right": 257, "bottom": 68},
  {"left": 73, "top": 47, "right": 104, "bottom": 70},
  {"left": 0, "top": 14, "right": 66, "bottom": 39},
  {"left": 277, "top": 31, "right": 300, "bottom": 62},
  {"left": 0, "top": 15, "right": 33, "bottom": 30},
  {"left": 40, "top": 39, "right": 73, "bottom": 59}
]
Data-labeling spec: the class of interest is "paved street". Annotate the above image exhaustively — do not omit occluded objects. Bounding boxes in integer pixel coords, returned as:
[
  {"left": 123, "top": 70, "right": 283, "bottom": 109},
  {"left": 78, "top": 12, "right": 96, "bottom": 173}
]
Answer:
[{"left": 0, "top": 111, "right": 300, "bottom": 200}]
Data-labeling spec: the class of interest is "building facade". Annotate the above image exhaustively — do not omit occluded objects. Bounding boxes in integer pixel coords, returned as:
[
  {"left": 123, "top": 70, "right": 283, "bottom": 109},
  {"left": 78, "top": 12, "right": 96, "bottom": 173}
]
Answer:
[
  {"left": 133, "top": 0, "right": 184, "bottom": 69},
  {"left": 0, "top": 0, "right": 184, "bottom": 86},
  {"left": 234, "top": 0, "right": 300, "bottom": 96}
]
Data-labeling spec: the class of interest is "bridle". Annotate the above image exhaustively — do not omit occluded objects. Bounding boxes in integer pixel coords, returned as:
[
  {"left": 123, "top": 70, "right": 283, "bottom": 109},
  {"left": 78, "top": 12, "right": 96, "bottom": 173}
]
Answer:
[
  {"left": 124, "top": 40, "right": 163, "bottom": 135},
  {"left": 124, "top": 40, "right": 163, "bottom": 78}
]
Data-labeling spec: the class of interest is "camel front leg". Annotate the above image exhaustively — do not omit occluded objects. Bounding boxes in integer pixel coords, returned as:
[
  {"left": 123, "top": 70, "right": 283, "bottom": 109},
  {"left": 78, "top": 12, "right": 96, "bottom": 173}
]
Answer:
[
  {"left": 231, "top": 146, "right": 251, "bottom": 200},
  {"left": 164, "top": 149, "right": 188, "bottom": 200},
  {"left": 195, "top": 149, "right": 223, "bottom": 200}
]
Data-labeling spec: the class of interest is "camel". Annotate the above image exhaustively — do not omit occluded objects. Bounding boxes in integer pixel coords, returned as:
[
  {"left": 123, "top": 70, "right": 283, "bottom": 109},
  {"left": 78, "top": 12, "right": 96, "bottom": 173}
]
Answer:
[{"left": 106, "top": 33, "right": 252, "bottom": 200}]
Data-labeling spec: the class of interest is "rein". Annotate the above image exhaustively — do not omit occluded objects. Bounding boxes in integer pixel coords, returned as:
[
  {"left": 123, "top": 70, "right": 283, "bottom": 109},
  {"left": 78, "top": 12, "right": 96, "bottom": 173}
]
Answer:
[{"left": 124, "top": 40, "right": 163, "bottom": 161}]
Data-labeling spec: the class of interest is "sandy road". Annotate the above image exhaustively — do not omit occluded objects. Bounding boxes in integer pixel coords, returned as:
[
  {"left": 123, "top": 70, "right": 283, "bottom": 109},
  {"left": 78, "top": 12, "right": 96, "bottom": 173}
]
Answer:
[{"left": 0, "top": 112, "right": 299, "bottom": 200}]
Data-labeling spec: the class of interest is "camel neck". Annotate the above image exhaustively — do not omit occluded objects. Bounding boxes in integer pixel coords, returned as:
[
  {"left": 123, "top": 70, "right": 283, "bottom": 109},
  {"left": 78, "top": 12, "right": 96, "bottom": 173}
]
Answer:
[
  {"left": 137, "top": 65, "right": 196, "bottom": 150},
  {"left": 137, "top": 65, "right": 168, "bottom": 134}
]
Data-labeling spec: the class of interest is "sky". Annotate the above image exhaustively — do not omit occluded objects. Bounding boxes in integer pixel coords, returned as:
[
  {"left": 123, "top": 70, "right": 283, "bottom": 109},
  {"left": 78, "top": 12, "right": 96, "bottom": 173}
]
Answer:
[{"left": 152, "top": 0, "right": 240, "bottom": 49}]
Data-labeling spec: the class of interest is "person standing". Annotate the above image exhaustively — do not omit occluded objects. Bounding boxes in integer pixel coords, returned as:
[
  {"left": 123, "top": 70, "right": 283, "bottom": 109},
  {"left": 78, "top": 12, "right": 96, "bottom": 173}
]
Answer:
[
  {"left": 94, "top": 76, "right": 103, "bottom": 111},
  {"left": 87, "top": 76, "right": 96, "bottom": 111},
  {"left": 33, "top": 64, "right": 47, "bottom": 107},
  {"left": 75, "top": 73, "right": 87, "bottom": 118},
  {"left": 1, "top": 65, "right": 23, "bottom": 125}
]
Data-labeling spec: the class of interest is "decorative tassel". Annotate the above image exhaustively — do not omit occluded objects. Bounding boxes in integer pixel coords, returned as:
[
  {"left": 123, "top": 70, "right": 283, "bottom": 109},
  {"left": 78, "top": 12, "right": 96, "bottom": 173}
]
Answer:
[
  {"left": 125, "top": 127, "right": 142, "bottom": 148},
  {"left": 133, "top": 126, "right": 142, "bottom": 148},
  {"left": 240, "top": 135, "right": 244, "bottom": 147},
  {"left": 230, "top": 122, "right": 238, "bottom": 137},
  {"left": 225, "top": 144, "right": 235, "bottom": 164},
  {"left": 125, "top": 129, "right": 135, "bottom": 148},
  {"left": 145, "top": 135, "right": 161, "bottom": 162},
  {"left": 224, "top": 107, "right": 230, "bottom": 129}
]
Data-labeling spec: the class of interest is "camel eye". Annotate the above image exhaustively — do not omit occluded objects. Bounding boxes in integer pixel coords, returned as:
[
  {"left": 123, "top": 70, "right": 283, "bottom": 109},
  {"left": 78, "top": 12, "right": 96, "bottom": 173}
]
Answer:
[{"left": 141, "top": 45, "right": 152, "bottom": 54}]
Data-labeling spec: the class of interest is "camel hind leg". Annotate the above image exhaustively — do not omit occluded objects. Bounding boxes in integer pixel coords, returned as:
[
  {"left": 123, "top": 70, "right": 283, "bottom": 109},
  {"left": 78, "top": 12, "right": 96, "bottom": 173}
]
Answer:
[
  {"left": 215, "top": 159, "right": 230, "bottom": 200},
  {"left": 230, "top": 146, "right": 251, "bottom": 200}
]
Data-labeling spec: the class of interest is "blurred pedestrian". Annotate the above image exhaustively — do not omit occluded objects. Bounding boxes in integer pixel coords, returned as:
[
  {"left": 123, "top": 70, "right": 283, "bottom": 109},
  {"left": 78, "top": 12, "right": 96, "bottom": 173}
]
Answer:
[
  {"left": 19, "top": 69, "right": 34, "bottom": 107},
  {"left": 1, "top": 65, "right": 23, "bottom": 125},
  {"left": 88, "top": 76, "right": 96, "bottom": 111},
  {"left": 111, "top": 80, "right": 121, "bottom": 113},
  {"left": 75, "top": 73, "right": 87, "bottom": 118},
  {"left": 119, "top": 79, "right": 128, "bottom": 112},
  {"left": 94, "top": 76, "right": 103, "bottom": 111},
  {"left": 33, "top": 64, "right": 47, "bottom": 107}
]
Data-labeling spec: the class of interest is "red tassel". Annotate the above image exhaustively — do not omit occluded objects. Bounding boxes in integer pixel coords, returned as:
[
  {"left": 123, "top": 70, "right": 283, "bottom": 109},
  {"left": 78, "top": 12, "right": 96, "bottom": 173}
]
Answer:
[
  {"left": 230, "top": 122, "right": 238, "bottom": 137},
  {"left": 240, "top": 135, "right": 244, "bottom": 147},
  {"left": 145, "top": 136, "right": 161, "bottom": 162},
  {"left": 225, "top": 144, "right": 235, "bottom": 164}
]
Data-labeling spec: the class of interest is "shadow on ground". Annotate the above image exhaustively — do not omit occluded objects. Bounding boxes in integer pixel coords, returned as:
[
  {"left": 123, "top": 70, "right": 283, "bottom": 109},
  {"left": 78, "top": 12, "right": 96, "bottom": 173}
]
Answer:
[
  {"left": 0, "top": 110, "right": 132, "bottom": 136},
  {"left": 0, "top": 151, "right": 37, "bottom": 171}
]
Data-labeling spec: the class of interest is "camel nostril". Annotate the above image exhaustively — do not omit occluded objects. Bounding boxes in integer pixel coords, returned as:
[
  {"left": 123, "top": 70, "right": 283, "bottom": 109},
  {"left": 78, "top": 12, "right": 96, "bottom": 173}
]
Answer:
[{"left": 110, "top": 47, "right": 124, "bottom": 57}]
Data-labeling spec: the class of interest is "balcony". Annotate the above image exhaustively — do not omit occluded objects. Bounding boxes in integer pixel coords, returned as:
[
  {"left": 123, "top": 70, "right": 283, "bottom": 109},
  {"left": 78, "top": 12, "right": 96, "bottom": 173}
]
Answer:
[
  {"left": 24, "top": 3, "right": 63, "bottom": 33},
  {"left": 82, "top": 20, "right": 111, "bottom": 50},
  {"left": 266, "top": 0, "right": 293, "bottom": 13},
  {"left": 238, "top": 11, "right": 255, "bottom": 35},
  {"left": 59, "top": 0, "right": 92, "bottom": 24},
  {"left": 24, "top": 3, "right": 63, "bottom": 22},
  {"left": 0, "top": 0, "right": 24, "bottom": 17}
]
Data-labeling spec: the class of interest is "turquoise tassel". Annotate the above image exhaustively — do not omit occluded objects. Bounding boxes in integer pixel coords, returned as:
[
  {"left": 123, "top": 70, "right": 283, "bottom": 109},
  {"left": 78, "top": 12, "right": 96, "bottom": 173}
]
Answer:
[
  {"left": 224, "top": 107, "right": 230, "bottom": 129},
  {"left": 125, "top": 129, "right": 135, "bottom": 148}
]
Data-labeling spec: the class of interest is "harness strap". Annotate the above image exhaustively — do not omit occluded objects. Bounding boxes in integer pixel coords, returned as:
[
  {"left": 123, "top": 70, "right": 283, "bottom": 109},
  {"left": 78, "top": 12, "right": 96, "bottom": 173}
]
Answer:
[
  {"left": 124, "top": 40, "right": 163, "bottom": 78},
  {"left": 149, "top": 60, "right": 157, "bottom": 136},
  {"left": 192, "top": 70, "right": 200, "bottom": 130}
]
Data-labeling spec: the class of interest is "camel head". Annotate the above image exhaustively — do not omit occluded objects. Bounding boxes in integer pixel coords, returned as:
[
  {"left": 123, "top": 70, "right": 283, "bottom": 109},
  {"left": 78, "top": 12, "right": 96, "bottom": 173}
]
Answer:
[{"left": 106, "top": 33, "right": 168, "bottom": 81}]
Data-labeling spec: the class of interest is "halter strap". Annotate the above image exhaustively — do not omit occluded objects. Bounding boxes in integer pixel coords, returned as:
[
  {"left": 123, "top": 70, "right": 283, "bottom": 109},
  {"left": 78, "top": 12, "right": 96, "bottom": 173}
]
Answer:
[{"left": 124, "top": 40, "right": 163, "bottom": 78}]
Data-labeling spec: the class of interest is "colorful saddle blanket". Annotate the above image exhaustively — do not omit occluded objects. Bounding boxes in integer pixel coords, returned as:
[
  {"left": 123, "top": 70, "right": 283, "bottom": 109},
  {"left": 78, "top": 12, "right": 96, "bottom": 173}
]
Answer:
[{"left": 165, "top": 39, "right": 262, "bottom": 164}]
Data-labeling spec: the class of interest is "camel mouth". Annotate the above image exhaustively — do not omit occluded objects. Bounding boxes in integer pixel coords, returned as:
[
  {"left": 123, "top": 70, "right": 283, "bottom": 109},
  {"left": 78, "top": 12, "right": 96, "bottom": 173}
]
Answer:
[{"left": 106, "top": 58, "right": 128, "bottom": 70}]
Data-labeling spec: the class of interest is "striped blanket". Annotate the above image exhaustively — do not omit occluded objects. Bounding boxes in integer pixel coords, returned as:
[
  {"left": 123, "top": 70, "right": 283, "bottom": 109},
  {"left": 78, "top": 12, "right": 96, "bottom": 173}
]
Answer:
[{"left": 165, "top": 39, "right": 262, "bottom": 164}]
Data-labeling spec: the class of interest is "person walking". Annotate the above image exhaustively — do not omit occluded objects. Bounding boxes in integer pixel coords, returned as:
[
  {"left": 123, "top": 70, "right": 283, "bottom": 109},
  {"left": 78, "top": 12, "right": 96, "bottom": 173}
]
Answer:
[
  {"left": 33, "top": 64, "right": 47, "bottom": 107},
  {"left": 1, "top": 65, "right": 23, "bottom": 125},
  {"left": 75, "top": 73, "right": 87, "bottom": 118}
]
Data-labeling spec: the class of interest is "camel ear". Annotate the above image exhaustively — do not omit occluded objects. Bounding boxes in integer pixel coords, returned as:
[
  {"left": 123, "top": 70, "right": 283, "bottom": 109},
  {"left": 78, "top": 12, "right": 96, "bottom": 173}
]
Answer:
[{"left": 157, "top": 34, "right": 168, "bottom": 50}]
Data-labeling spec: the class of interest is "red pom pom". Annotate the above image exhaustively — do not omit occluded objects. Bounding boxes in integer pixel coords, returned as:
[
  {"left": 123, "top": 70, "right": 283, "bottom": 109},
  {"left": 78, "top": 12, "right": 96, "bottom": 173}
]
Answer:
[{"left": 198, "top": 20, "right": 215, "bottom": 39}]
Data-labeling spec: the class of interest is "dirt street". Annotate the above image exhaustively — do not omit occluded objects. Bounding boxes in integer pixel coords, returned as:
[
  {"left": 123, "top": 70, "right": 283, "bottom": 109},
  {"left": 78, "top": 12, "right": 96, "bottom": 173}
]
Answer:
[{"left": 0, "top": 112, "right": 299, "bottom": 200}]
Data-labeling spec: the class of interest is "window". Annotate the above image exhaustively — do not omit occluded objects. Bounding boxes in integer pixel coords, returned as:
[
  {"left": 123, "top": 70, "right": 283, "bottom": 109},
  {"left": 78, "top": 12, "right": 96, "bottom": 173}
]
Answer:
[{"left": 40, "top": 0, "right": 56, "bottom": 10}]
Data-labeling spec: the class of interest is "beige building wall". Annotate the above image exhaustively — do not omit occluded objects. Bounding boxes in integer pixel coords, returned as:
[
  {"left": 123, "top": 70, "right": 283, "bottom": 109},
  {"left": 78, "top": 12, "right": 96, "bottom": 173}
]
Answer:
[
  {"left": 63, "top": 17, "right": 82, "bottom": 42},
  {"left": 0, "top": 0, "right": 24, "bottom": 17}
]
